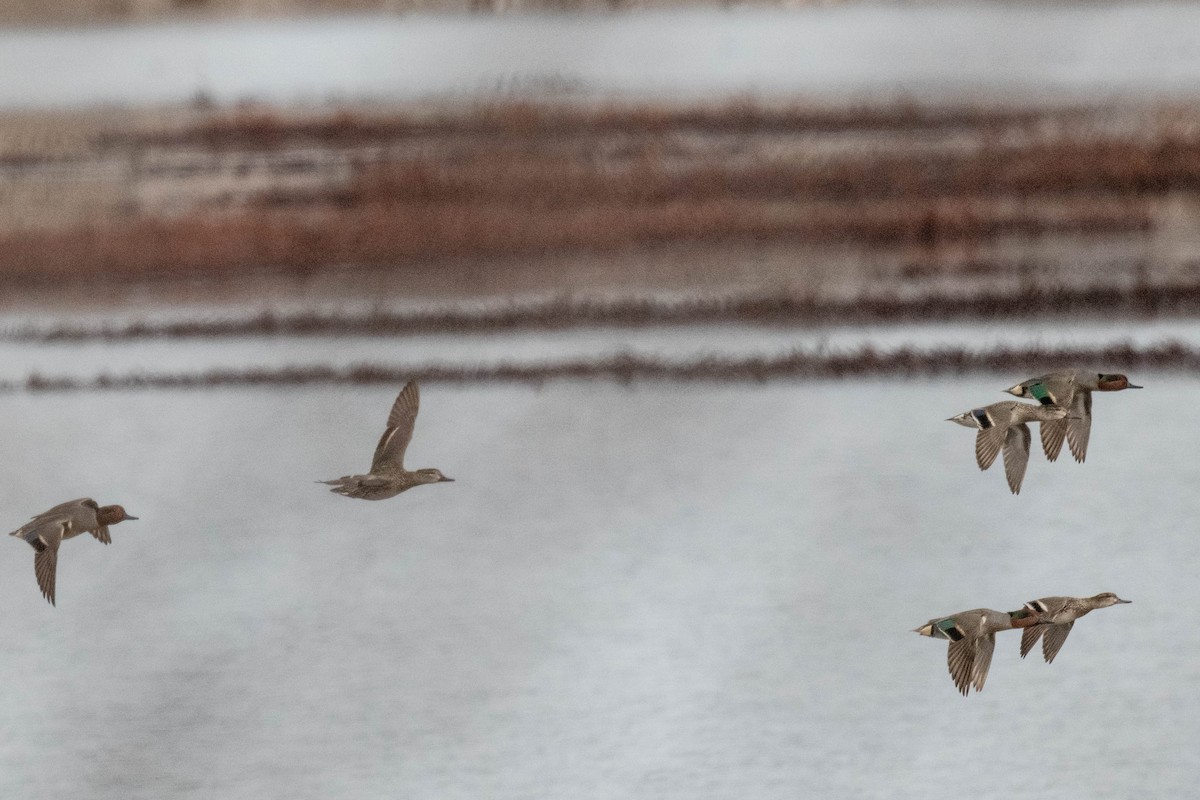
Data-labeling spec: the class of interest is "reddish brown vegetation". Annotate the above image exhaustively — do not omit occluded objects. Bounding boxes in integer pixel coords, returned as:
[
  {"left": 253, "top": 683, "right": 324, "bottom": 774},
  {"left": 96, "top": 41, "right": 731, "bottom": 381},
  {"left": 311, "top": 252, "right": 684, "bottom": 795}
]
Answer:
[
  {"left": 327, "top": 137, "right": 1200, "bottom": 206},
  {"left": 0, "top": 198, "right": 1151, "bottom": 283},
  {"left": 1, "top": 101, "right": 1196, "bottom": 286},
  {"left": 96, "top": 102, "right": 1084, "bottom": 151}
]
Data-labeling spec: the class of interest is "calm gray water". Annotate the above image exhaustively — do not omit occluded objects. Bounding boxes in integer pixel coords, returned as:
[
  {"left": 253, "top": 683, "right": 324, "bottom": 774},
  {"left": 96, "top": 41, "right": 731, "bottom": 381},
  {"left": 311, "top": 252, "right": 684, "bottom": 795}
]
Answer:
[
  {"left": 0, "top": 317, "right": 1197, "bottom": 382},
  {"left": 4, "top": 3, "right": 1200, "bottom": 108},
  {"left": 0, "top": 371, "right": 1190, "bottom": 798}
]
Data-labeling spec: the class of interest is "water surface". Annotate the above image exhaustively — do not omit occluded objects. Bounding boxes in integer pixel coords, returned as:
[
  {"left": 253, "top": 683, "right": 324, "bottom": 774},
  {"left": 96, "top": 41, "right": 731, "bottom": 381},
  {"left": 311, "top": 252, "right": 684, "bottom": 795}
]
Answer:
[
  {"left": 0, "top": 316, "right": 1195, "bottom": 382},
  {"left": 4, "top": 3, "right": 1200, "bottom": 108},
  {"left": 0, "top": 373, "right": 1188, "bottom": 798}
]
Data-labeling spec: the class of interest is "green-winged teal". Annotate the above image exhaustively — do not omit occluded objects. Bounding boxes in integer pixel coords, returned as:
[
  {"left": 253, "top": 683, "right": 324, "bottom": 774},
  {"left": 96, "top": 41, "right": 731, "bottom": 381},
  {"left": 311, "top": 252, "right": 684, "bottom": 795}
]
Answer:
[
  {"left": 914, "top": 607, "right": 1040, "bottom": 696},
  {"left": 1005, "top": 372, "right": 1142, "bottom": 463},
  {"left": 1019, "top": 593, "right": 1130, "bottom": 664},
  {"left": 8, "top": 498, "right": 138, "bottom": 606},
  {"left": 947, "top": 401, "right": 1068, "bottom": 494},
  {"left": 320, "top": 380, "right": 454, "bottom": 501}
]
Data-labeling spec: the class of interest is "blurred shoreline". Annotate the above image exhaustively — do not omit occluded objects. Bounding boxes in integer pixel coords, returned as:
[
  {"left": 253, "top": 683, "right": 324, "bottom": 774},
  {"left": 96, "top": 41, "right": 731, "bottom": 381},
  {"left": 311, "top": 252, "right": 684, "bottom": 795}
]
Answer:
[
  {"left": 2, "top": 99, "right": 1200, "bottom": 316},
  {"left": 7, "top": 340, "right": 1200, "bottom": 391}
]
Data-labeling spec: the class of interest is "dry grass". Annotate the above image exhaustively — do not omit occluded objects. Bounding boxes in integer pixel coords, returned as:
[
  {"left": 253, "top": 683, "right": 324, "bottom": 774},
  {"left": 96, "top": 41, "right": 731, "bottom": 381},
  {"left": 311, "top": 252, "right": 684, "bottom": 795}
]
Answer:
[
  {"left": 101, "top": 101, "right": 1081, "bottom": 150},
  {"left": 2, "top": 99, "right": 1198, "bottom": 290},
  {"left": 262, "top": 134, "right": 1200, "bottom": 206},
  {"left": 0, "top": 196, "right": 1152, "bottom": 282}
]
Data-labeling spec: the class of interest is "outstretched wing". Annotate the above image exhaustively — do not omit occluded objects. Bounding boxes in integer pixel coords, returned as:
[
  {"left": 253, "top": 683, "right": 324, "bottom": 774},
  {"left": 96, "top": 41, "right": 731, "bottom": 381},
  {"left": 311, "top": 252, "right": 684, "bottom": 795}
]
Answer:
[
  {"left": 972, "top": 634, "right": 997, "bottom": 693},
  {"left": 91, "top": 525, "right": 111, "bottom": 545},
  {"left": 946, "top": 637, "right": 976, "bottom": 696},
  {"left": 1002, "top": 423, "right": 1032, "bottom": 495},
  {"left": 1019, "top": 625, "right": 1045, "bottom": 659},
  {"left": 975, "top": 425, "right": 1007, "bottom": 471},
  {"left": 1041, "top": 622, "right": 1075, "bottom": 664},
  {"left": 370, "top": 381, "right": 420, "bottom": 474},
  {"left": 32, "top": 521, "right": 66, "bottom": 606},
  {"left": 1066, "top": 391, "right": 1092, "bottom": 463},
  {"left": 1039, "top": 418, "right": 1068, "bottom": 462}
]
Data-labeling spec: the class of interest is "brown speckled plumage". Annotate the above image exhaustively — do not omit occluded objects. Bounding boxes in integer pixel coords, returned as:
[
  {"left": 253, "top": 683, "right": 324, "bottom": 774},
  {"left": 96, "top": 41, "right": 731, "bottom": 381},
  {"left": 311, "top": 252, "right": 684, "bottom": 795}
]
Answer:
[
  {"left": 320, "top": 381, "right": 454, "bottom": 501},
  {"left": 1019, "top": 593, "right": 1131, "bottom": 664}
]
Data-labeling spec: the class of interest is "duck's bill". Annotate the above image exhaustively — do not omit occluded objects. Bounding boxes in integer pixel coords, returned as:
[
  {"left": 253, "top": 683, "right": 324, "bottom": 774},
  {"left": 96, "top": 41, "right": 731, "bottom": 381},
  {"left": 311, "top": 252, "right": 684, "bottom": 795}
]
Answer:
[
  {"left": 1116, "top": 597, "right": 1132, "bottom": 603},
  {"left": 1128, "top": 384, "right": 1144, "bottom": 389},
  {"left": 438, "top": 476, "right": 455, "bottom": 482},
  {"left": 124, "top": 514, "right": 139, "bottom": 521}
]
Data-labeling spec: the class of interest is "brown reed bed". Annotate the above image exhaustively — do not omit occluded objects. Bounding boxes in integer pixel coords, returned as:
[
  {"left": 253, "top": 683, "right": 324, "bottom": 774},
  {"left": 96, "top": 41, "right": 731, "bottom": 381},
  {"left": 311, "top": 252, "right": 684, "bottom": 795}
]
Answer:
[
  {"left": 319, "top": 136, "right": 1200, "bottom": 209},
  {"left": 5, "top": 280, "right": 1197, "bottom": 341},
  {"left": 95, "top": 101, "right": 1089, "bottom": 152},
  {"left": 7, "top": 341, "right": 1196, "bottom": 392},
  {"left": 1, "top": 98, "right": 1191, "bottom": 289},
  {"left": 0, "top": 196, "right": 1151, "bottom": 283}
]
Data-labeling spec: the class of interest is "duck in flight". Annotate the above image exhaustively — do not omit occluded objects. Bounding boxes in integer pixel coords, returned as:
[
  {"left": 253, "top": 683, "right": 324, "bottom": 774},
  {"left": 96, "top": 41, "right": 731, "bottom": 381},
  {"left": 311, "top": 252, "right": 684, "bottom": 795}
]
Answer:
[
  {"left": 320, "top": 380, "right": 454, "bottom": 500},
  {"left": 1004, "top": 372, "right": 1141, "bottom": 463},
  {"left": 947, "top": 401, "right": 1067, "bottom": 494},
  {"left": 9, "top": 498, "right": 138, "bottom": 606},
  {"left": 914, "top": 606, "right": 1041, "bottom": 696},
  {"left": 1019, "top": 593, "right": 1130, "bottom": 664}
]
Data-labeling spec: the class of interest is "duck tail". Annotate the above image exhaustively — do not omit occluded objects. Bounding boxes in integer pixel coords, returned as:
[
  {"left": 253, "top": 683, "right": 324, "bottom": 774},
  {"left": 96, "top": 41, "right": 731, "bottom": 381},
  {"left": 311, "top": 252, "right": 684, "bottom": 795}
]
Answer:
[{"left": 9, "top": 527, "right": 46, "bottom": 551}]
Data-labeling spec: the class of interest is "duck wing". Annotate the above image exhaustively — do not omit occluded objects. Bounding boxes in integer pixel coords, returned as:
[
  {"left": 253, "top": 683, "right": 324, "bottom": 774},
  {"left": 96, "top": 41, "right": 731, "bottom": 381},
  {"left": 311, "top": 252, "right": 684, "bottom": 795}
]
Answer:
[
  {"left": 1039, "top": 418, "right": 1068, "bottom": 462},
  {"left": 1002, "top": 423, "right": 1032, "bottom": 494},
  {"left": 31, "top": 520, "right": 66, "bottom": 606},
  {"left": 971, "top": 633, "right": 997, "bottom": 693},
  {"left": 1019, "top": 624, "right": 1045, "bottom": 658},
  {"left": 1040, "top": 375, "right": 1077, "bottom": 401},
  {"left": 1015, "top": 376, "right": 1071, "bottom": 461},
  {"left": 946, "top": 636, "right": 977, "bottom": 696},
  {"left": 975, "top": 424, "right": 1007, "bottom": 471},
  {"left": 1065, "top": 391, "right": 1092, "bottom": 463},
  {"left": 1040, "top": 621, "right": 1075, "bottom": 664},
  {"left": 370, "top": 381, "right": 420, "bottom": 474},
  {"left": 91, "top": 525, "right": 111, "bottom": 545}
]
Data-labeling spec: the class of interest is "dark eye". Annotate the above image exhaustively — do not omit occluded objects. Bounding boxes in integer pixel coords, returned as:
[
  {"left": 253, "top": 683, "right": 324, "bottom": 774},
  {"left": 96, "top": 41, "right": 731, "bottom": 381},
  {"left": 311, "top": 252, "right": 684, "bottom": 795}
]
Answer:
[{"left": 1098, "top": 373, "right": 1104, "bottom": 379}]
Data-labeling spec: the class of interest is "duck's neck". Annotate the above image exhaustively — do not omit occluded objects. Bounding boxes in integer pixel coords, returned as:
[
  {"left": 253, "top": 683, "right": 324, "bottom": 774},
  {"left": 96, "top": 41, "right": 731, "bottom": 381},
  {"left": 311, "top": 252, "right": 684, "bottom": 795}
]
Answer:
[{"left": 1079, "top": 594, "right": 1114, "bottom": 612}]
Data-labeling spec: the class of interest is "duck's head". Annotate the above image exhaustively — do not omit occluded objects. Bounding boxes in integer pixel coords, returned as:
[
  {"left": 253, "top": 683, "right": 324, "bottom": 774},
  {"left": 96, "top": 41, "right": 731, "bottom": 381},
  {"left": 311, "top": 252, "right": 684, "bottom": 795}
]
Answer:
[
  {"left": 1096, "top": 374, "right": 1142, "bottom": 392},
  {"left": 415, "top": 468, "right": 454, "bottom": 485},
  {"left": 97, "top": 504, "right": 138, "bottom": 526},
  {"left": 1089, "top": 592, "right": 1131, "bottom": 608}
]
